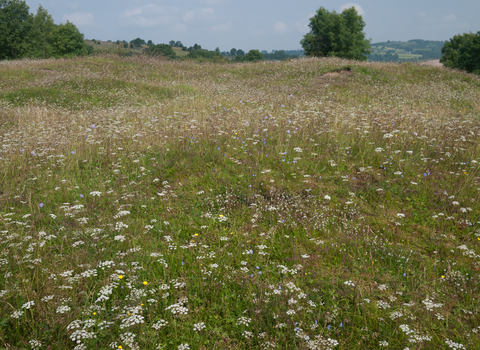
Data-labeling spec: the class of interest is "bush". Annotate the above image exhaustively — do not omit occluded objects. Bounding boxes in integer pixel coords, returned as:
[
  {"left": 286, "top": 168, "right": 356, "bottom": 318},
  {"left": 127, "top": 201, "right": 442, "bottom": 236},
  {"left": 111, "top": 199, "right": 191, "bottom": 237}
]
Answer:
[
  {"left": 243, "top": 49, "right": 264, "bottom": 62},
  {"left": 441, "top": 32, "right": 480, "bottom": 74},
  {"left": 144, "top": 44, "right": 176, "bottom": 59},
  {"left": 186, "top": 50, "right": 223, "bottom": 60}
]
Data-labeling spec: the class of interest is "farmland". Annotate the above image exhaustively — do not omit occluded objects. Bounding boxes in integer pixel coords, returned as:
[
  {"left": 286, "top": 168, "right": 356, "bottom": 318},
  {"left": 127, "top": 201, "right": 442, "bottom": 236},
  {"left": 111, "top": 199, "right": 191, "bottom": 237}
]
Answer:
[{"left": 0, "top": 55, "right": 480, "bottom": 349}]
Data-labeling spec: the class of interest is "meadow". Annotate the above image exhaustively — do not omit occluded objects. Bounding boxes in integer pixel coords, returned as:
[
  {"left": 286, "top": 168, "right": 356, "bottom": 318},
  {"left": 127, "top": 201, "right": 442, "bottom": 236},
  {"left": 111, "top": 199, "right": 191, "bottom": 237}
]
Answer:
[{"left": 0, "top": 55, "right": 479, "bottom": 349}]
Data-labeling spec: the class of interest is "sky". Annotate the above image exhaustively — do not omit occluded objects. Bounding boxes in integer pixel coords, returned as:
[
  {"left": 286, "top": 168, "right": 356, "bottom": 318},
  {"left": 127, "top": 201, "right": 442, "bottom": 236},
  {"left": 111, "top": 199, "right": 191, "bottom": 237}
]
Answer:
[{"left": 23, "top": 0, "right": 480, "bottom": 52}]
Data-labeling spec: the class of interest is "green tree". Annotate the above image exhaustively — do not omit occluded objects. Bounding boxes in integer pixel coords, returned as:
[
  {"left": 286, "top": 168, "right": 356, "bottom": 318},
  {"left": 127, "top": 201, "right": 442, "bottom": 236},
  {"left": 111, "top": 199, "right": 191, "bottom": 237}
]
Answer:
[
  {"left": 243, "top": 49, "right": 263, "bottom": 62},
  {"left": 175, "top": 41, "right": 183, "bottom": 47},
  {"left": 130, "top": 37, "right": 145, "bottom": 48},
  {"left": 215, "top": 47, "right": 220, "bottom": 53},
  {"left": 237, "top": 49, "right": 244, "bottom": 56},
  {"left": 300, "top": 6, "right": 370, "bottom": 61},
  {"left": 441, "top": 32, "right": 480, "bottom": 74},
  {"left": 49, "top": 21, "right": 87, "bottom": 58},
  {"left": 145, "top": 43, "right": 176, "bottom": 59},
  {"left": 230, "top": 48, "right": 237, "bottom": 56},
  {"left": 147, "top": 40, "right": 153, "bottom": 46},
  {"left": 0, "top": 0, "right": 32, "bottom": 59},
  {"left": 27, "top": 5, "right": 55, "bottom": 58},
  {"left": 169, "top": 40, "right": 175, "bottom": 46}
]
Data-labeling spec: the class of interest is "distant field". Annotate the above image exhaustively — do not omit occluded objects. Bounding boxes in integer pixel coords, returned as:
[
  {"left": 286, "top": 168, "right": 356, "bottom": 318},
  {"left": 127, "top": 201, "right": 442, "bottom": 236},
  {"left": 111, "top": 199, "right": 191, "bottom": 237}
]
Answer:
[
  {"left": 0, "top": 55, "right": 479, "bottom": 349},
  {"left": 85, "top": 40, "right": 192, "bottom": 58}
]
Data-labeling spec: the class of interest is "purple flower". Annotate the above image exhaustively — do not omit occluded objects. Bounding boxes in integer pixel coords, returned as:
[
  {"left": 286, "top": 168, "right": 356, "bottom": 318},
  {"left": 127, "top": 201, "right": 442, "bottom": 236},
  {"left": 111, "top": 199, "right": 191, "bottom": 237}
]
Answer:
[
  {"left": 71, "top": 151, "right": 75, "bottom": 154},
  {"left": 39, "top": 203, "right": 44, "bottom": 208},
  {"left": 90, "top": 125, "right": 96, "bottom": 128},
  {"left": 80, "top": 194, "right": 84, "bottom": 198}
]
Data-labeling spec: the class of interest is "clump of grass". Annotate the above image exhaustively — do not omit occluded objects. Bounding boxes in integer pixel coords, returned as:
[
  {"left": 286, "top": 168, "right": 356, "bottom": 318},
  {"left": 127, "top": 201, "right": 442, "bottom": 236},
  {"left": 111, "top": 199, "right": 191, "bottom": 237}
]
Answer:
[{"left": 0, "top": 55, "right": 479, "bottom": 349}]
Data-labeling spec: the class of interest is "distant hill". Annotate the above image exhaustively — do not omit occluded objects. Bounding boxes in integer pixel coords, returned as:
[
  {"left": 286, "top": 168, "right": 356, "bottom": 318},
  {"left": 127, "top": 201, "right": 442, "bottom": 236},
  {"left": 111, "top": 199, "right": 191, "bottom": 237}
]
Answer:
[{"left": 369, "top": 39, "right": 445, "bottom": 62}]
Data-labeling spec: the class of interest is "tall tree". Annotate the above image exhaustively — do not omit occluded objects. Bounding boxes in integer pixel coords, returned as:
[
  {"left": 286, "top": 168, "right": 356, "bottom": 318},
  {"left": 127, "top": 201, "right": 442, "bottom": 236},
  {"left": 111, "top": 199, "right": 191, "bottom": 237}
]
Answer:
[
  {"left": 441, "top": 32, "right": 480, "bottom": 74},
  {"left": 300, "top": 6, "right": 370, "bottom": 61},
  {"left": 147, "top": 40, "right": 153, "bottom": 46},
  {"left": 230, "top": 48, "right": 237, "bottom": 56},
  {"left": 237, "top": 49, "right": 244, "bottom": 56},
  {"left": 27, "top": 5, "right": 55, "bottom": 58},
  {"left": 49, "top": 21, "right": 87, "bottom": 58},
  {"left": 0, "top": 0, "right": 32, "bottom": 59},
  {"left": 169, "top": 40, "right": 175, "bottom": 46}
]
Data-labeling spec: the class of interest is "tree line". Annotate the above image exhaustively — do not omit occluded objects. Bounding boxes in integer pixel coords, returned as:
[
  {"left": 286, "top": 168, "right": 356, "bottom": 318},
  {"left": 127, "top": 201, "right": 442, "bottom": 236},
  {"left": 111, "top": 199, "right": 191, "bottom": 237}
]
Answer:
[
  {"left": 1, "top": 0, "right": 478, "bottom": 73},
  {"left": 299, "top": 6, "right": 479, "bottom": 74},
  {"left": 0, "top": 0, "right": 89, "bottom": 59}
]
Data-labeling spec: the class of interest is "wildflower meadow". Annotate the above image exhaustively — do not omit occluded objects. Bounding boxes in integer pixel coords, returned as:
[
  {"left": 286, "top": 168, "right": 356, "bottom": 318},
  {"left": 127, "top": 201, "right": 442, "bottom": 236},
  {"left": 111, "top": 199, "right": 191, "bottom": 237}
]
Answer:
[{"left": 0, "top": 55, "right": 479, "bottom": 349}]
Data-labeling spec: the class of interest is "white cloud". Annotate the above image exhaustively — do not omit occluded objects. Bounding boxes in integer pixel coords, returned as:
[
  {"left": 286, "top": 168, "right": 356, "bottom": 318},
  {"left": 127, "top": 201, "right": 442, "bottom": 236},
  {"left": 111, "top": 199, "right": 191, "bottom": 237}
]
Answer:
[
  {"left": 296, "top": 13, "right": 315, "bottom": 33},
  {"left": 122, "top": 5, "right": 178, "bottom": 27},
  {"left": 202, "top": 8, "right": 215, "bottom": 15},
  {"left": 62, "top": 12, "right": 94, "bottom": 26},
  {"left": 183, "top": 11, "right": 194, "bottom": 21},
  {"left": 443, "top": 14, "right": 457, "bottom": 22},
  {"left": 209, "top": 22, "right": 232, "bottom": 32},
  {"left": 199, "top": 0, "right": 222, "bottom": 4},
  {"left": 183, "top": 8, "right": 214, "bottom": 22},
  {"left": 273, "top": 21, "right": 286, "bottom": 33},
  {"left": 339, "top": 3, "right": 365, "bottom": 16}
]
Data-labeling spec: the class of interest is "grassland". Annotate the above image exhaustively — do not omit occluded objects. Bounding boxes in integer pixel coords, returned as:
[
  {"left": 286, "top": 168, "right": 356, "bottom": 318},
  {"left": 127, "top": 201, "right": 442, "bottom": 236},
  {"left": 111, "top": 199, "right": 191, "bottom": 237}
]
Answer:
[{"left": 0, "top": 55, "right": 480, "bottom": 350}]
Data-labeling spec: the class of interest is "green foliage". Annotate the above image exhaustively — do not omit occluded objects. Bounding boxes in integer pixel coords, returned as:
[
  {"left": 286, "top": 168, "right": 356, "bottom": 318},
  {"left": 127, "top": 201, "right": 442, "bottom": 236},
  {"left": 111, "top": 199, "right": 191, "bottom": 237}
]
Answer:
[
  {"left": 441, "top": 32, "right": 480, "bottom": 74},
  {"left": 49, "top": 21, "right": 87, "bottom": 58},
  {"left": 237, "top": 49, "right": 244, "bottom": 57},
  {"left": 230, "top": 48, "right": 237, "bottom": 56},
  {"left": 130, "top": 37, "right": 146, "bottom": 48},
  {"left": 26, "top": 5, "right": 55, "bottom": 58},
  {"left": 0, "top": 0, "right": 88, "bottom": 59},
  {"left": 144, "top": 44, "right": 176, "bottom": 59},
  {"left": 242, "top": 49, "right": 263, "bottom": 62},
  {"left": 263, "top": 50, "right": 298, "bottom": 61},
  {"left": 186, "top": 50, "right": 224, "bottom": 62},
  {"left": 0, "top": 0, "right": 32, "bottom": 59},
  {"left": 300, "top": 6, "right": 370, "bottom": 61}
]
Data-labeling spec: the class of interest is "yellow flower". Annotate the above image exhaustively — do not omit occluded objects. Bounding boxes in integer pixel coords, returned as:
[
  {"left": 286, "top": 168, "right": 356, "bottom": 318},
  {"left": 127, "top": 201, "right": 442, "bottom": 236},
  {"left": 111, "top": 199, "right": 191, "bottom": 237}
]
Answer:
[
  {"left": 118, "top": 346, "right": 123, "bottom": 349},
  {"left": 219, "top": 214, "right": 224, "bottom": 217},
  {"left": 118, "top": 275, "right": 123, "bottom": 279},
  {"left": 194, "top": 233, "right": 198, "bottom": 236},
  {"left": 441, "top": 275, "right": 445, "bottom": 278},
  {"left": 143, "top": 281, "right": 148, "bottom": 285},
  {"left": 93, "top": 312, "right": 97, "bottom": 315}
]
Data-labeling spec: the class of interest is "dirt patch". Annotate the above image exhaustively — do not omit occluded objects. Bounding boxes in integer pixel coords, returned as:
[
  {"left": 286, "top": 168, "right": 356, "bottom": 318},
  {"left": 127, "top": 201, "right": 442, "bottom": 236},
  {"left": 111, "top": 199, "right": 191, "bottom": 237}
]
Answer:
[
  {"left": 321, "top": 67, "right": 352, "bottom": 78},
  {"left": 418, "top": 60, "right": 443, "bottom": 68}
]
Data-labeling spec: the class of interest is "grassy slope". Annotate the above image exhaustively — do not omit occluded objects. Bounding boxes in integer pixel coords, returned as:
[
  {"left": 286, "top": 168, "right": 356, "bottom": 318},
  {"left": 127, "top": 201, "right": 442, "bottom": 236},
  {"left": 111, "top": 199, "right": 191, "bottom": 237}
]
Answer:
[{"left": 0, "top": 55, "right": 480, "bottom": 349}]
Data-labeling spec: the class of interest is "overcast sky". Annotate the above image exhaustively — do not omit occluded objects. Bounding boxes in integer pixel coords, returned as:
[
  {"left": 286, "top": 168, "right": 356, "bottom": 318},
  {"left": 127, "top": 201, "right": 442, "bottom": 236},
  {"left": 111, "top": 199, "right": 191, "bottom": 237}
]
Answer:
[{"left": 23, "top": 0, "right": 479, "bottom": 52}]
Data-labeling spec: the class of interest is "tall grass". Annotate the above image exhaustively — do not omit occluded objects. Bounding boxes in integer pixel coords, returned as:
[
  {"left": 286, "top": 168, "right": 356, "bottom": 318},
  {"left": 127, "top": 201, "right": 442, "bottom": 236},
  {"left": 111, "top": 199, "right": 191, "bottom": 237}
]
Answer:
[{"left": 0, "top": 55, "right": 479, "bottom": 349}]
